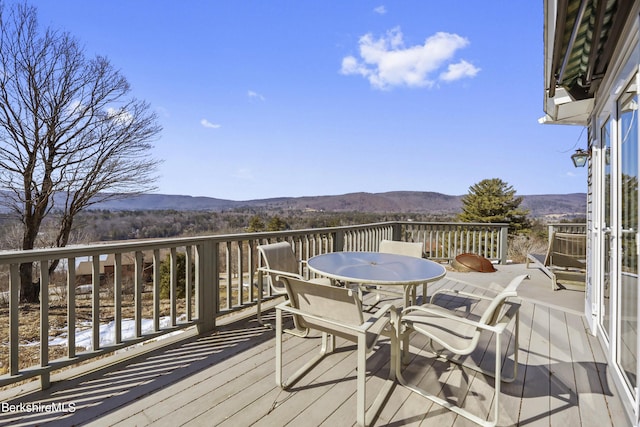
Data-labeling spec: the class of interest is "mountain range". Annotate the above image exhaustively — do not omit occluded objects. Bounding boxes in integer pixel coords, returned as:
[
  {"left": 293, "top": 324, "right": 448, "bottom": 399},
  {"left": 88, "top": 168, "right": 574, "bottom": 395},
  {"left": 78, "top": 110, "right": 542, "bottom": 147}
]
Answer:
[{"left": 81, "top": 191, "right": 586, "bottom": 219}]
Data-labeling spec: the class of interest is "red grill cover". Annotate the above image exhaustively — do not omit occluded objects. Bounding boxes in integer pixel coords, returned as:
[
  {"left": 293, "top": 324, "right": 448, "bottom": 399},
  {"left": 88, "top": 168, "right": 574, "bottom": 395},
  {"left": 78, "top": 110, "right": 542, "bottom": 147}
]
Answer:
[{"left": 454, "top": 253, "right": 496, "bottom": 273}]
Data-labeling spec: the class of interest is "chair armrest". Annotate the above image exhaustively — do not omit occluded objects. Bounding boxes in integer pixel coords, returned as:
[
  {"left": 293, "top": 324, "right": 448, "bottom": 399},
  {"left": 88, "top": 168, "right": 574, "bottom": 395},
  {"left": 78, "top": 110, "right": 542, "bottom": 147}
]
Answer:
[
  {"left": 276, "top": 300, "right": 393, "bottom": 335},
  {"left": 363, "top": 304, "right": 396, "bottom": 332},
  {"left": 430, "top": 288, "right": 495, "bottom": 305},
  {"left": 401, "top": 303, "right": 513, "bottom": 334},
  {"left": 429, "top": 275, "right": 511, "bottom": 305},
  {"left": 257, "top": 267, "right": 303, "bottom": 280}
]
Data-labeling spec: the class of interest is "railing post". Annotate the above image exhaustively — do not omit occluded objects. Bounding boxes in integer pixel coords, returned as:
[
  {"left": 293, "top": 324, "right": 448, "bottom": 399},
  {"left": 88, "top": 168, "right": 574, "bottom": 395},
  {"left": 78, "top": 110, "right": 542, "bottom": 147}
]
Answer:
[
  {"left": 392, "top": 223, "right": 403, "bottom": 242},
  {"left": 197, "top": 240, "right": 218, "bottom": 333},
  {"left": 333, "top": 230, "right": 345, "bottom": 252},
  {"left": 499, "top": 225, "right": 509, "bottom": 265}
]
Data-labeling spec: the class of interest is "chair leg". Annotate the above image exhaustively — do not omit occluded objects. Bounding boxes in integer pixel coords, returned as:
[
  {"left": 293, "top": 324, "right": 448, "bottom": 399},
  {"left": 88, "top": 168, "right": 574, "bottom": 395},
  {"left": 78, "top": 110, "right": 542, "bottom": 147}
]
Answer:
[
  {"left": 278, "top": 331, "right": 332, "bottom": 390},
  {"left": 395, "top": 316, "right": 520, "bottom": 427},
  {"left": 359, "top": 333, "right": 397, "bottom": 427},
  {"left": 257, "top": 273, "right": 268, "bottom": 328},
  {"left": 356, "top": 334, "right": 366, "bottom": 427},
  {"left": 492, "top": 332, "right": 502, "bottom": 427},
  {"left": 275, "top": 307, "right": 283, "bottom": 386},
  {"left": 396, "top": 357, "right": 499, "bottom": 427}
]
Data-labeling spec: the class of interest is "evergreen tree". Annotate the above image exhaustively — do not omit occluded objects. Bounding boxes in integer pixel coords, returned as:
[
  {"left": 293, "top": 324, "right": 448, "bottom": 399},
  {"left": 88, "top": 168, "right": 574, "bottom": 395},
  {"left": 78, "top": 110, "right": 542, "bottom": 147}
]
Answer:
[
  {"left": 266, "top": 216, "right": 288, "bottom": 231},
  {"left": 458, "top": 178, "right": 530, "bottom": 234},
  {"left": 247, "top": 215, "right": 265, "bottom": 232},
  {"left": 160, "top": 252, "right": 189, "bottom": 299}
]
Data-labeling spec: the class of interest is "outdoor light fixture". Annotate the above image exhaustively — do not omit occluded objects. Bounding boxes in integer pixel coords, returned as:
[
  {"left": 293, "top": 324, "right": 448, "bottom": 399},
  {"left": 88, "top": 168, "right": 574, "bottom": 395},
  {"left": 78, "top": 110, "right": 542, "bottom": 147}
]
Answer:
[{"left": 571, "top": 148, "right": 589, "bottom": 167}]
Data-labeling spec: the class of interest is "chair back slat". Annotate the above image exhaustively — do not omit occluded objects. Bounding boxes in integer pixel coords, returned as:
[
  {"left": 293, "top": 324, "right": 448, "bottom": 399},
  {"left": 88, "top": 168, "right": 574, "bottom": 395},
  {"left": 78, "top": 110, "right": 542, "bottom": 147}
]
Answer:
[
  {"left": 549, "top": 232, "right": 586, "bottom": 269},
  {"left": 258, "top": 242, "right": 302, "bottom": 291},
  {"left": 379, "top": 240, "right": 423, "bottom": 258},
  {"left": 282, "top": 277, "right": 364, "bottom": 329}
]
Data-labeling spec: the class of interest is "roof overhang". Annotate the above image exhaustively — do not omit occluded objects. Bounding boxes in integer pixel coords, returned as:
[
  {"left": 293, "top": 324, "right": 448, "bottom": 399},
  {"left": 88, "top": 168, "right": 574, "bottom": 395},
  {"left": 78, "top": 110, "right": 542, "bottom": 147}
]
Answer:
[
  {"left": 539, "top": 87, "right": 594, "bottom": 125},
  {"left": 542, "top": 0, "right": 632, "bottom": 125}
]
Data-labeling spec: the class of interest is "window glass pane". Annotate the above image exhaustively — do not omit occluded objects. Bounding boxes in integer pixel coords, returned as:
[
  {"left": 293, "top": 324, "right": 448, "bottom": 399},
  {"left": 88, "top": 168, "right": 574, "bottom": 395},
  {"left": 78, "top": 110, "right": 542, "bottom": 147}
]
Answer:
[
  {"left": 618, "top": 78, "right": 638, "bottom": 390},
  {"left": 601, "top": 119, "right": 611, "bottom": 338}
]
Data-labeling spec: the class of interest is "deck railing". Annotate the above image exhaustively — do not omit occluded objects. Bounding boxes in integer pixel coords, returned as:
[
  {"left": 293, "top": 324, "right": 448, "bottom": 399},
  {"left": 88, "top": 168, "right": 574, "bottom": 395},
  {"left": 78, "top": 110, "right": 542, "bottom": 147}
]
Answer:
[
  {"left": 548, "top": 222, "right": 587, "bottom": 235},
  {"left": 0, "top": 220, "right": 507, "bottom": 390}
]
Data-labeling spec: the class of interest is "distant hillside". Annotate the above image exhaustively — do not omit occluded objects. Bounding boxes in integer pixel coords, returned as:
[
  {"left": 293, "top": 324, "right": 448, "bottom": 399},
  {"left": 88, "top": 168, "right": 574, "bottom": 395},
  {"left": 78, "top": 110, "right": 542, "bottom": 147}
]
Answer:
[
  {"left": 519, "top": 193, "right": 587, "bottom": 219},
  {"left": 85, "top": 194, "right": 239, "bottom": 211},
  {"left": 80, "top": 191, "right": 586, "bottom": 219},
  {"left": 0, "top": 190, "right": 586, "bottom": 219}
]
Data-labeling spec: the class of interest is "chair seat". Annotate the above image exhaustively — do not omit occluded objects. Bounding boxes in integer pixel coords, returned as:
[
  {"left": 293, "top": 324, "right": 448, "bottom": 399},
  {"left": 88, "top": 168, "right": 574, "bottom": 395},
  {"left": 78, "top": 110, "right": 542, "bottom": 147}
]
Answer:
[{"left": 402, "top": 304, "right": 477, "bottom": 354}]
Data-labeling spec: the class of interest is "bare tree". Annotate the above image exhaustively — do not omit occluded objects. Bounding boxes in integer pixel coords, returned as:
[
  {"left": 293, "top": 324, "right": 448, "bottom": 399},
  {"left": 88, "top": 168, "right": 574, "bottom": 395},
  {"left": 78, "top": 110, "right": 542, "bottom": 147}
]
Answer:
[{"left": 0, "top": 3, "right": 162, "bottom": 302}]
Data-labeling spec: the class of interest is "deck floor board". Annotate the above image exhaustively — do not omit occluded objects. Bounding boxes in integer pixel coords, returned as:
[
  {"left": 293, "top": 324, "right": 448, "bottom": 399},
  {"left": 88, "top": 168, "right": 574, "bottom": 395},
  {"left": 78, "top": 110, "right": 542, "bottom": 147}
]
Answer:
[{"left": 0, "top": 265, "right": 631, "bottom": 427}]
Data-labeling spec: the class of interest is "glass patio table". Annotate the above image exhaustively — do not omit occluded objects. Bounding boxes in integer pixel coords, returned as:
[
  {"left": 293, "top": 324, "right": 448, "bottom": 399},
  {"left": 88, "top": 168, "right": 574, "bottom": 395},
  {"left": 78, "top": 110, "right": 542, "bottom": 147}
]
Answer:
[{"left": 307, "top": 251, "right": 447, "bottom": 307}]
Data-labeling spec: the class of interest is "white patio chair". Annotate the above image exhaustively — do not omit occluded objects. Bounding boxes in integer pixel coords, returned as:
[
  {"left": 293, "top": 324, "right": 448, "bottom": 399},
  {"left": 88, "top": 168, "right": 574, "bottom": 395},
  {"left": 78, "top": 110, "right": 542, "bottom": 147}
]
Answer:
[
  {"left": 526, "top": 231, "right": 586, "bottom": 290},
  {"left": 275, "top": 276, "right": 397, "bottom": 427},
  {"left": 360, "top": 239, "right": 425, "bottom": 305},
  {"left": 393, "top": 274, "right": 527, "bottom": 427},
  {"left": 256, "top": 242, "right": 330, "bottom": 334}
]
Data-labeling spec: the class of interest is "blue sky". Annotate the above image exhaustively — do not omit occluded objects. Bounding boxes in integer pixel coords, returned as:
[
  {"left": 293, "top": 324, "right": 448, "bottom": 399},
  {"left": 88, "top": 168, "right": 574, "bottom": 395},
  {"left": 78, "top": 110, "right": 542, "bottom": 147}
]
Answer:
[{"left": 31, "top": 1, "right": 587, "bottom": 200}]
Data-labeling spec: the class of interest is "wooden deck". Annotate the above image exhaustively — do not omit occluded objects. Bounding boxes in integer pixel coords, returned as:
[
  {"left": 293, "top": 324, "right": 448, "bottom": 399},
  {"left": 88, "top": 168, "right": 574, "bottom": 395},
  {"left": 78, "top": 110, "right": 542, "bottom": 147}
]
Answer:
[{"left": 0, "top": 264, "right": 630, "bottom": 426}]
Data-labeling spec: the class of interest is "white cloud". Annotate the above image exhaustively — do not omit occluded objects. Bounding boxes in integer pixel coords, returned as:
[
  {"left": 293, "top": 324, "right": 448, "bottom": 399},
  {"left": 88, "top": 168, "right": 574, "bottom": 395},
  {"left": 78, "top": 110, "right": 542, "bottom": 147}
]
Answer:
[
  {"left": 340, "top": 27, "right": 479, "bottom": 90},
  {"left": 248, "top": 90, "right": 265, "bottom": 101},
  {"left": 439, "top": 59, "right": 480, "bottom": 82},
  {"left": 200, "top": 119, "right": 221, "bottom": 129},
  {"left": 373, "top": 5, "right": 387, "bottom": 15}
]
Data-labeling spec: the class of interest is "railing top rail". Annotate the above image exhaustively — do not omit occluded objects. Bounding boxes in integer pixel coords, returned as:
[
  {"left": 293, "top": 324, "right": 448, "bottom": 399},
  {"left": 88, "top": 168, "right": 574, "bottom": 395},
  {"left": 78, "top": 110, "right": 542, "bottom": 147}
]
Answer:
[
  {"left": 0, "top": 220, "right": 509, "bottom": 262},
  {"left": 398, "top": 221, "right": 509, "bottom": 227}
]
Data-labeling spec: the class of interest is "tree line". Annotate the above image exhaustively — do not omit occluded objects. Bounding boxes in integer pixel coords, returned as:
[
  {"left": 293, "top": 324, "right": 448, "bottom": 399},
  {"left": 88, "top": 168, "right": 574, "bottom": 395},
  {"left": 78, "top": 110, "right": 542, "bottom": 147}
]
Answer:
[{"left": 0, "top": 208, "right": 453, "bottom": 248}]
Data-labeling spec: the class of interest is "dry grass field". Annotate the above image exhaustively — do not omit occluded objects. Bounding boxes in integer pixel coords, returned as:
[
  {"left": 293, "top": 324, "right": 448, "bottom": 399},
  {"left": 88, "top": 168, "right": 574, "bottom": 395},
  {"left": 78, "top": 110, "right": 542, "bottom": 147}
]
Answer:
[{"left": 0, "top": 295, "right": 190, "bottom": 380}]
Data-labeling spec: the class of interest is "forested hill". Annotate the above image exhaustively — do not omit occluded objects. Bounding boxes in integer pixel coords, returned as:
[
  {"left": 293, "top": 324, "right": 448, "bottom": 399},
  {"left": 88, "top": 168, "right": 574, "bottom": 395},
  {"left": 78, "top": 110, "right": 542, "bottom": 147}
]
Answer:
[{"left": 76, "top": 191, "right": 586, "bottom": 219}]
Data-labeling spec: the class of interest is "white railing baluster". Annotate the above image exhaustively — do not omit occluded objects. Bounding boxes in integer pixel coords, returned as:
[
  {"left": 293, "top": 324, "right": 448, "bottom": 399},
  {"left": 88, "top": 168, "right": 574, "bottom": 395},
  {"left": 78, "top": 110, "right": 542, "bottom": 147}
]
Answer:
[
  {"left": 67, "top": 257, "right": 76, "bottom": 359},
  {"left": 153, "top": 249, "right": 160, "bottom": 332},
  {"left": 170, "top": 247, "right": 177, "bottom": 327},
  {"left": 92, "top": 255, "right": 101, "bottom": 351},
  {"left": 135, "top": 251, "right": 143, "bottom": 338},
  {"left": 225, "top": 242, "right": 232, "bottom": 310},
  {"left": 186, "top": 245, "right": 193, "bottom": 321},
  {"left": 114, "top": 253, "right": 122, "bottom": 343},
  {"left": 237, "top": 242, "right": 244, "bottom": 306}
]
